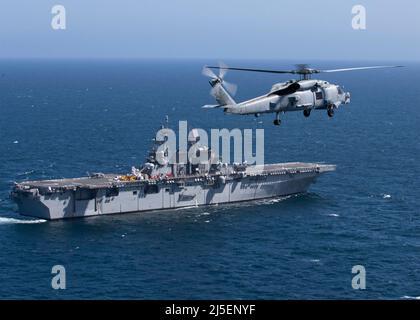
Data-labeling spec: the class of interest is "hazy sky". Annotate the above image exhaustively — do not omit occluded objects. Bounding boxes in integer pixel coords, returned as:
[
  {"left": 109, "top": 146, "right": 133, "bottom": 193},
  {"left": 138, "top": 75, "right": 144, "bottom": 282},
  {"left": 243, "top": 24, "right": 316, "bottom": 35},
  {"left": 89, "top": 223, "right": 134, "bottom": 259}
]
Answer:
[{"left": 0, "top": 0, "right": 419, "bottom": 60}]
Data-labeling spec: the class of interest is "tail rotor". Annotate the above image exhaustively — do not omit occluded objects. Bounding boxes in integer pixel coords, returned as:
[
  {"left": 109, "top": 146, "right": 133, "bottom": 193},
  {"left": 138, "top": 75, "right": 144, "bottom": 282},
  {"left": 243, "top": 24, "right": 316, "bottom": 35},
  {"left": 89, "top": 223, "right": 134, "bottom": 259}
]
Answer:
[{"left": 202, "top": 62, "right": 237, "bottom": 97}]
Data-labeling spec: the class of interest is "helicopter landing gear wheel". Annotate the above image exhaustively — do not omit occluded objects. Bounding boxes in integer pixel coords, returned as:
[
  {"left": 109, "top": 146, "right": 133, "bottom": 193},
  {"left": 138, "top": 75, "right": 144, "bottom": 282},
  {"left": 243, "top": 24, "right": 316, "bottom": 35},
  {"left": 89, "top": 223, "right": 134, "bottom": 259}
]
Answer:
[
  {"left": 327, "top": 108, "right": 334, "bottom": 118},
  {"left": 273, "top": 113, "right": 281, "bottom": 126},
  {"left": 303, "top": 109, "right": 311, "bottom": 117}
]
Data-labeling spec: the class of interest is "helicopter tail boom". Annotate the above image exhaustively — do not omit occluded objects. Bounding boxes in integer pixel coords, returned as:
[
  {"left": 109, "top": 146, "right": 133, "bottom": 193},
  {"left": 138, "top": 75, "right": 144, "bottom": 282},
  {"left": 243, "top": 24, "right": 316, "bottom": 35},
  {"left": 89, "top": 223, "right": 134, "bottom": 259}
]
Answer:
[{"left": 210, "top": 80, "right": 237, "bottom": 107}]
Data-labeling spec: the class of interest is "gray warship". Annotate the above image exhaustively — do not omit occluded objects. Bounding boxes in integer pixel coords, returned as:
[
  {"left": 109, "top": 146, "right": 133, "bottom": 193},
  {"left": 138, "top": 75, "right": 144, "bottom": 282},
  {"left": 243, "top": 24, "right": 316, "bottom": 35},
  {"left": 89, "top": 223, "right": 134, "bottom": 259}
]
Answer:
[{"left": 11, "top": 124, "right": 335, "bottom": 220}]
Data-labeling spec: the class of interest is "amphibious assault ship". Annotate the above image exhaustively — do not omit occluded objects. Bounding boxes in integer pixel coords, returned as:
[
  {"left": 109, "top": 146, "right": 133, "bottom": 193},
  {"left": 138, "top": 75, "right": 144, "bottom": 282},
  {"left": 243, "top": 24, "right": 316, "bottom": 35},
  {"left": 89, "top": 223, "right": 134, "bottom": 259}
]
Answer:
[{"left": 11, "top": 125, "right": 335, "bottom": 220}]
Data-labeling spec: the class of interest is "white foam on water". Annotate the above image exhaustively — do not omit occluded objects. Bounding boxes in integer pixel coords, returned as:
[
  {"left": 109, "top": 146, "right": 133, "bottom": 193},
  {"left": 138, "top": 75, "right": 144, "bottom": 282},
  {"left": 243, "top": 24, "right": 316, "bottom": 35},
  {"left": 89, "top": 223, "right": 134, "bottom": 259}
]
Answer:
[
  {"left": 383, "top": 194, "right": 391, "bottom": 199},
  {"left": 174, "top": 205, "right": 198, "bottom": 211},
  {"left": 257, "top": 196, "right": 292, "bottom": 205},
  {"left": 0, "top": 217, "right": 46, "bottom": 225},
  {"left": 17, "top": 170, "right": 35, "bottom": 177},
  {"left": 267, "top": 199, "right": 282, "bottom": 204},
  {"left": 401, "top": 295, "right": 420, "bottom": 300},
  {"left": 327, "top": 213, "right": 340, "bottom": 217}
]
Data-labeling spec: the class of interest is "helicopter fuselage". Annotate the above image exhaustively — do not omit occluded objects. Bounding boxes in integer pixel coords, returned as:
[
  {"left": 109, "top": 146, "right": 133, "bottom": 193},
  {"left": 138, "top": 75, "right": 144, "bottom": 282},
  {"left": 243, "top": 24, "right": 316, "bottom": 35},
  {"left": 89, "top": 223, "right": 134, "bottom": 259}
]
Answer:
[{"left": 226, "top": 79, "right": 350, "bottom": 116}]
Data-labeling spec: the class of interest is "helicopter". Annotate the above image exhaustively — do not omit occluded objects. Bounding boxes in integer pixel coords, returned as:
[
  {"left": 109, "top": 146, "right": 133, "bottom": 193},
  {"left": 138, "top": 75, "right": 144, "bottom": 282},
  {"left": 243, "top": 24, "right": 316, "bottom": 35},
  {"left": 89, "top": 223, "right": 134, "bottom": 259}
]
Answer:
[{"left": 202, "top": 63, "right": 402, "bottom": 125}]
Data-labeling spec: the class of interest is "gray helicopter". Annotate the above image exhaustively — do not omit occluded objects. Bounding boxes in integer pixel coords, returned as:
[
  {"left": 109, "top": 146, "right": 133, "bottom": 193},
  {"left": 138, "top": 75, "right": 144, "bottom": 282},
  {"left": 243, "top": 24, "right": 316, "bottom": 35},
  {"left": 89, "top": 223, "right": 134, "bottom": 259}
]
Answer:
[{"left": 202, "top": 63, "right": 402, "bottom": 125}]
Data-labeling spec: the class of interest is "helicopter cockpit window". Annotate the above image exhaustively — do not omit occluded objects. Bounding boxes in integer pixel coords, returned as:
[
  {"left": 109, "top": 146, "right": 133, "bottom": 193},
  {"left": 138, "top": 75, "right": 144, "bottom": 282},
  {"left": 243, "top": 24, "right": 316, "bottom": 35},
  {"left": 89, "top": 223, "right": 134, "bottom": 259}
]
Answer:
[{"left": 316, "top": 91, "right": 323, "bottom": 100}]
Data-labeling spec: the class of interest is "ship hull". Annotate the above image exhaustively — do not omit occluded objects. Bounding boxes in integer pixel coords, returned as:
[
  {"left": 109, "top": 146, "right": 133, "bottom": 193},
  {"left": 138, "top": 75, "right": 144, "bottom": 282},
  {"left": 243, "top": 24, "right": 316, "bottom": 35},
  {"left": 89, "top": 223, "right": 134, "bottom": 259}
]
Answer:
[{"left": 12, "top": 166, "right": 330, "bottom": 220}]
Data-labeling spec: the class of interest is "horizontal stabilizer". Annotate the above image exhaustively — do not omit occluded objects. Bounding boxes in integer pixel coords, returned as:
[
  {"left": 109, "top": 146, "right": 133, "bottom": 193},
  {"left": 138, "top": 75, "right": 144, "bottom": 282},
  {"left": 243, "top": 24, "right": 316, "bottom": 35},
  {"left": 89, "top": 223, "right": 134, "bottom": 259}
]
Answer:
[
  {"left": 201, "top": 104, "right": 221, "bottom": 109},
  {"left": 202, "top": 104, "right": 222, "bottom": 109},
  {"left": 202, "top": 104, "right": 237, "bottom": 110}
]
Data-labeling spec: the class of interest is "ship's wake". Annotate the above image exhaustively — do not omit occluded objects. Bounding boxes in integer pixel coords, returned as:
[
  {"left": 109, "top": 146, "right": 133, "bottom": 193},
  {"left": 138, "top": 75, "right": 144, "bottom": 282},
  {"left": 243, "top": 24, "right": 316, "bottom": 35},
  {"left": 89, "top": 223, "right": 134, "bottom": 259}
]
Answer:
[{"left": 0, "top": 217, "right": 46, "bottom": 225}]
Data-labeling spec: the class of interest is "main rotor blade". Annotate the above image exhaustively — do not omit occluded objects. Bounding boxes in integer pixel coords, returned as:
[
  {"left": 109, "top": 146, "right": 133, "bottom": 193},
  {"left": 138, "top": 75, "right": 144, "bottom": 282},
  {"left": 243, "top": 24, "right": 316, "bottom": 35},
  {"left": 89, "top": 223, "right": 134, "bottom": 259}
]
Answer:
[
  {"left": 206, "top": 66, "right": 295, "bottom": 74},
  {"left": 321, "top": 65, "right": 403, "bottom": 73}
]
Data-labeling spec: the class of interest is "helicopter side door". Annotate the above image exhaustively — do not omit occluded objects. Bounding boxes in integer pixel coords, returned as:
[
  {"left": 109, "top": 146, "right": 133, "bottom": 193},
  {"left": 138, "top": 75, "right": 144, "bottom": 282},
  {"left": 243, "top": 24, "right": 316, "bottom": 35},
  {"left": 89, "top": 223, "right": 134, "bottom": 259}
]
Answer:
[{"left": 289, "top": 90, "right": 315, "bottom": 110}]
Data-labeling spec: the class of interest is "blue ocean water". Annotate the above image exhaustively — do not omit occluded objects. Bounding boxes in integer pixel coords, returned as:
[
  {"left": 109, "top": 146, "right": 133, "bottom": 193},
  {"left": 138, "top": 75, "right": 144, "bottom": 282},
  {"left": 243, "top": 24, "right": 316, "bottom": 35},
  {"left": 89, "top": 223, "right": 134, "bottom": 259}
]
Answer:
[{"left": 0, "top": 59, "right": 419, "bottom": 299}]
